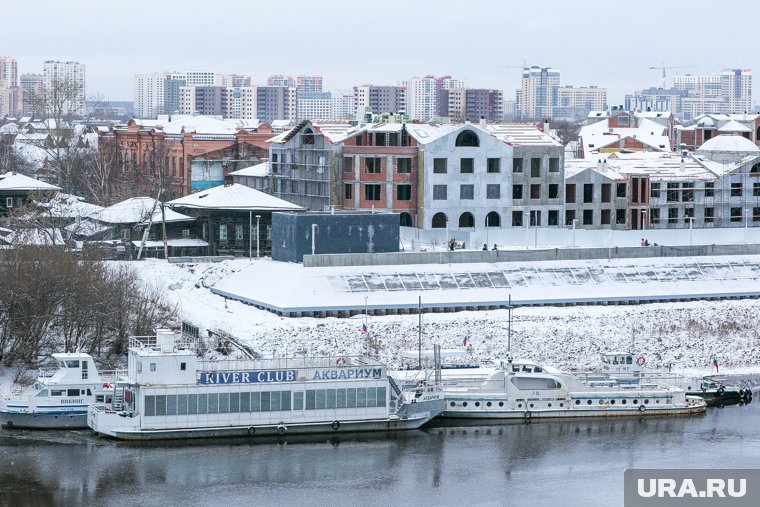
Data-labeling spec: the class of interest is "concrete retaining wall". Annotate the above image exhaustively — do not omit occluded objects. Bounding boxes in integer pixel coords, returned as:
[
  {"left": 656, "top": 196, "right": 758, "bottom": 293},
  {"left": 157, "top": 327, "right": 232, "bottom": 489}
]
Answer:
[{"left": 303, "top": 243, "right": 760, "bottom": 268}]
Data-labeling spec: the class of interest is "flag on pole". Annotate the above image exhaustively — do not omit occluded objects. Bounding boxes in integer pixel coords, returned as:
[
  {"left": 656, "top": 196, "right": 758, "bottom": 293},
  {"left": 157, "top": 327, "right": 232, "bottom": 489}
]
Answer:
[
  {"left": 463, "top": 336, "right": 469, "bottom": 347},
  {"left": 362, "top": 322, "right": 368, "bottom": 333},
  {"left": 712, "top": 356, "right": 719, "bottom": 373}
]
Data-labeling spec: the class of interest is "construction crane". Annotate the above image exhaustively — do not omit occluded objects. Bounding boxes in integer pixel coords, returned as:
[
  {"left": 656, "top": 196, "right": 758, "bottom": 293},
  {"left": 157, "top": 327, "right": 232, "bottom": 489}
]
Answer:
[
  {"left": 500, "top": 60, "right": 528, "bottom": 70},
  {"left": 649, "top": 63, "right": 696, "bottom": 88}
]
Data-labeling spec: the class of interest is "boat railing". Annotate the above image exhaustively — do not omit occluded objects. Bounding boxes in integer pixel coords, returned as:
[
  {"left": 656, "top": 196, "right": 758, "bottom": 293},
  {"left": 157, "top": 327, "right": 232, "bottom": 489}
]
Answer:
[
  {"left": 99, "top": 369, "right": 128, "bottom": 384},
  {"left": 197, "top": 355, "right": 383, "bottom": 372},
  {"left": 129, "top": 335, "right": 197, "bottom": 351},
  {"left": 37, "top": 368, "right": 57, "bottom": 379}
]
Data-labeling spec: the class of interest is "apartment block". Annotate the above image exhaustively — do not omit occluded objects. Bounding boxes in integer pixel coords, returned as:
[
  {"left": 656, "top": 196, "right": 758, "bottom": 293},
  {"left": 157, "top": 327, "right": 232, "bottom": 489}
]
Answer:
[{"left": 43, "top": 60, "right": 86, "bottom": 113}]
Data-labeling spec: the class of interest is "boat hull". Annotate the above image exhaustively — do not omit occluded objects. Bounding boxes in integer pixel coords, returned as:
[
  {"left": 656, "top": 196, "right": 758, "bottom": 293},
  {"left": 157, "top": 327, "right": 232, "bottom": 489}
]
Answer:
[
  {"left": 0, "top": 411, "right": 88, "bottom": 429},
  {"left": 442, "top": 404, "right": 706, "bottom": 419}
]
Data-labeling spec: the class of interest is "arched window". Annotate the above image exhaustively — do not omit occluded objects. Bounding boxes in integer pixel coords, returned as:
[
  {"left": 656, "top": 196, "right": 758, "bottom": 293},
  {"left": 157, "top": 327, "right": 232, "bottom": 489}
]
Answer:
[
  {"left": 455, "top": 129, "right": 480, "bottom": 147},
  {"left": 431, "top": 212, "right": 448, "bottom": 228},
  {"left": 458, "top": 212, "right": 474, "bottom": 228},
  {"left": 303, "top": 128, "right": 315, "bottom": 145},
  {"left": 751, "top": 163, "right": 760, "bottom": 174},
  {"left": 485, "top": 211, "right": 501, "bottom": 227},
  {"left": 399, "top": 212, "right": 413, "bottom": 227}
]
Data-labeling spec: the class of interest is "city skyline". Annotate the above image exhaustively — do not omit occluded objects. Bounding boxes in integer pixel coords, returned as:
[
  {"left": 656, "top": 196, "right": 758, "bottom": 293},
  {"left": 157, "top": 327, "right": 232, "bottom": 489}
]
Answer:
[{"left": 3, "top": 0, "right": 758, "bottom": 105}]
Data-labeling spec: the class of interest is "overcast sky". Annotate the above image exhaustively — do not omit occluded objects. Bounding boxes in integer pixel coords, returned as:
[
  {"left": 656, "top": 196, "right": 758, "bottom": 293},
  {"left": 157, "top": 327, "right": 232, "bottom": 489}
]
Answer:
[{"left": 2, "top": 0, "right": 758, "bottom": 106}]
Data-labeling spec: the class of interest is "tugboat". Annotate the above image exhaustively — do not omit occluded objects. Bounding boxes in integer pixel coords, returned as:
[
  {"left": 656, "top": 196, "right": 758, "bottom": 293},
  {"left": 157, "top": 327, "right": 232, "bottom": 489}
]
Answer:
[
  {"left": 88, "top": 330, "right": 444, "bottom": 440},
  {"left": 0, "top": 353, "right": 124, "bottom": 429},
  {"left": 591, "top": 352, "right": 752, "bottom": 406}
]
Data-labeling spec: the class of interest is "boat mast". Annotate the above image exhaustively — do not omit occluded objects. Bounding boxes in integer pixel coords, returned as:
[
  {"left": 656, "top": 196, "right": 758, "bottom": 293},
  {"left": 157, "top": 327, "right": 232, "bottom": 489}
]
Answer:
[
  {"left": 418, "top": 296, "right": 422, "bottom": 369},
  {"left": 507, "top": 294, "right": 513, "bottom": 361}
]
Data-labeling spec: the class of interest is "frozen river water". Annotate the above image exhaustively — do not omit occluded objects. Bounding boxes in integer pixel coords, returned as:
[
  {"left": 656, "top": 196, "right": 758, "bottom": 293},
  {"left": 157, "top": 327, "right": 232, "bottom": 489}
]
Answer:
[{"left": 1, "top": 396, "right": 758, "bottom": 506}]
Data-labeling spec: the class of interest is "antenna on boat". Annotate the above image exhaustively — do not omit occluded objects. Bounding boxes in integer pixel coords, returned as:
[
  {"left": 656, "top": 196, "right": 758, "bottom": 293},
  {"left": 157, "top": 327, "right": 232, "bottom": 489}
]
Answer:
[
  {"left": 507, "top": 294, "right": 513, "bottom": 363},
  {"left": 418, "top": 296, "right": 423, "bottom": 369}
]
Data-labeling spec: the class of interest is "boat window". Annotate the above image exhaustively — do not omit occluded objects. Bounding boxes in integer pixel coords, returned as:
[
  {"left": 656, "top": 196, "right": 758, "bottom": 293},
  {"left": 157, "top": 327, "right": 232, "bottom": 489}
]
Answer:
[
  {"left": 228, "top": 393, "right": 239, "bottom": 413},
  {"left": 138, "top": 362, "right": 142, "bottom": 373},
  {"left": 315, "top": 390, "right": 326, "bottom": 409},
  {"left": 293, "top": 392, "right": 304, "bottom": 410},
  {"left": 66, "top": 360, "right": 80, "bottom": 368},
  {"left": 534, "top": 367, "right": 542, "bottom": 373},
  {"left": 521, "top": 365, "right": 532, "bottom": 372},
  {"left": 270, "top": 391, "right": 281, "bottom": 411},
  {"left": 155, "top": 395, "right": 166, "bottom": 416},
  {"left": 511, "top": 365, "right": 520, "bottom": 373},
  {"left": 36, "top": 390, "right": 49, "bottom": 397},
  {"left": 510, "top": 377, "right": 561, "bottom": 390},
  {"left": 86, "top": 389, "right": 92, "bottom": 396},
  {"left": 150, "top": 363, "right": 156, "bottom": 372},
  {"left": 325, "top": 389, "right": 336, "bottom": 409},
  {"left": 347, "top": 388, "right": 357, "bottom": 408},
  {"left": 208, "top": 393, "right": 219, "bottom": 413},
  {"left": 144, "top": 395, "right": 156, "bottom": 416},
  {"left": 59, "top": 361, "right": 66, "bottom": 368},
  {"left": 218, "top": 393, "right": 230, "bottom": 413},
  {"left": 96, "top": 395, "right": 105, "bottom": 403},
  {"left": 336, "top": 389, "right": 347, "bottom": 408},
  {"left": 280, "top": 391, "right": 292, "bottom": 411},
  {"left": 613, "top": 358, "right": 619, "bottom": 365},
  {"left": 357, "top": 388, "right": 367, "bottom": 407},
  {"left": 260, "top": 391, "right": 271, "bottom": 412},
  {"left": 626, "top": 356, "right": 633, "bottom": 365},
  {"left": 197, "top": 393, "right": 208, "bottom": 414},
  {"left": 367, "top": 388, "right": 377, "bottom": 407},
  {"left": 177, "top": 394, "right": 189, "bottom": 415},
  {"left": 305, "top": 390, "right": 316, "bottom": 410},
  {"left": 239, "top": 392, "right": 249, "bottom": 412},
  {"left": 250, "top": 392, "right": 260, "bottom": 412},
  {"left": 67, "top": 389, "right": 80, "bottom": 397},
  {"left": 377, "top": 387, "right": 386, "bottom": 407},
  {"left": 82, "top": 361, "right": 88, "bottom": 380}
]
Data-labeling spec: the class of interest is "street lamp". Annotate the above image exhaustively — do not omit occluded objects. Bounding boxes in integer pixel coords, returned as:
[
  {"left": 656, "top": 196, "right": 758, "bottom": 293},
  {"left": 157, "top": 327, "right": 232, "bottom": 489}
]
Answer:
[
  {"left": 311, "top": 223, "right": 318, "bottom": 255},
  {"left": 688, "top": 216, "right": 694, "bottom": 246},
  {"left": 745, "top": 210, "right": 750, "bottom": 244},
  {"left": 445, "top": 220, "right": 450, "bottom": 251},
  {"left": 255, "top": 214, "right": 261, "bottom": 258},
  {"left": 486, "top": 214, "right": 490, "bottom": 248},
  {"left": 641, "top": 209, "right": 647, "bottom": 231},
  {"left": 572, "top": 218, "right": 578, "bottom": 248}
]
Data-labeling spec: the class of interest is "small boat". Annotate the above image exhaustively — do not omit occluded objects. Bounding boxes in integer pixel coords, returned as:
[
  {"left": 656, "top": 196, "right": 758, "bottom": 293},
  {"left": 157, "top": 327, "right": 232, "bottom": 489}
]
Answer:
[
  {"left": 88, "top": 330, "right": 444, "bottom": 440},
  {"left": 0, "top": 353, "right": 124, "bottom": 429},
  {"left": 440, "top": 358, "right": 706, "bottom": 420},
  {"left": 589, "top": 352, "right": 752, "bottom": 405}
]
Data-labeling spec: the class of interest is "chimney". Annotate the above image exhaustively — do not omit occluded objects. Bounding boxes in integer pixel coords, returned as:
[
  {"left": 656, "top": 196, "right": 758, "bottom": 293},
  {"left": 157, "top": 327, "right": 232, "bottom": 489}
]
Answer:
[
  {"left": 543, "top": 118, "right": 550, "bottom": 133},
  {"left": 597, "top": 159, "right": 603, "bottom": 171},
  {"left": 479, "top": 116, "right": 486, "bottom": 128},
  {"left": 223, "top": 174, "right": 234, "bottom": 186}
]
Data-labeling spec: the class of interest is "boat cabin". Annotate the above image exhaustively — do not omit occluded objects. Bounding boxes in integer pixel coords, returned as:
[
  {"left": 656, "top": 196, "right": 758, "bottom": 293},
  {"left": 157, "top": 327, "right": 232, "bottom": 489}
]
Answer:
[
  {"left": 600, "top": 352, "right": 636, "bottom": 366},
  {"left": 47, "top": 353, "right": 102, "bottom": 384}
]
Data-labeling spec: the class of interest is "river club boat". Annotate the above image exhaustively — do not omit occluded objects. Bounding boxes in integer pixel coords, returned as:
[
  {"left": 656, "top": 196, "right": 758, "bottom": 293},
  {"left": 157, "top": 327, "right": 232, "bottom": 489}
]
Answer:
[
  {"left": 0, "top": 353, "right": 123, "bottom": 429},
  {"left": 88, "top": 330, "right": 444, "bottom": 440},
  {"left": 441, "top": 358, "right": 706, "bottom": 420}
]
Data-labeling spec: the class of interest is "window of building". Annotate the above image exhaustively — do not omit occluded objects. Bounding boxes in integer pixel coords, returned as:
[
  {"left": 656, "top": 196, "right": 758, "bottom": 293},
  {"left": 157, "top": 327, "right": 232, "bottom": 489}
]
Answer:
[
  {"left": 433, "top": 185, "right": 447, "bottom": 200},
  {"left": 397, "top": 158, "right": 412, "bottom": 174},
  {"left": 485, "top": 211, "right": 501, "bottom": 227},
  {"left": 531, "top": 158, "right": 541, "bottom": 177},
  {"left": 487, "top": 158, "right": 501, "bottom": 173},
  {"left": 431, "top": 212, "right": 448, "bottom": 228},
  {"left": 182, "top": 229, "right": 190, "bottom": 238},
  {"left": 650, "top": 208, "right": 660, "bottom": 224},
  {"left": 460, "top": 184, "right": 474, "bottom": 200},
  {"left": 512, "top": 211, "right": 523, "bottom": 227},
  {"left": 601, "top": 209, "right": 611, "bottom": 225},
  {"left": 704, "top": 207, "right": 714, "bottom": 223},
  {"left": 650, "top": 182, "right": 660, "bottom": 198},
  {"left": 684, "top": 208, "right": 694, "bottom": 223},
  {"left": 548, "top": 184, "right": 559, "bottom": 199},
  {"left": 565, "top": 210, "right": 576, "bottom": 226},
  {"left": 583, "top": 209, "right": 593, "bottom": 225},
  {"left": 549, "top": 158, "right": 560, "bottom": 173},
  {"left": 487, "top": 184, "right": 500, "bottom": 199},
  {"left": 375, "top": 132, "right": 386, "bottom": 146},
  {"left": 460, "top": 158, "right": 474, "bottom": 173},
  {"left": 754, "top": 208, "right": 760, "bottom": 222},
  {"left": 400, "top": 213, "right": 413, "bottom": 227},
  {"left": 459, "top": 212, "right": 474, "bottom": 228},
  {"left": 704, "top": 182, "right": 715, "bottom": 197},
  {"left": 754, "top": 182, "right": 760, "bottom": 197},
  {"left": 365, "top": 157, "right": 382, "bottom": 173},
  {"left": 345, "top": 184, "right": 353, "bottom": 200},
  {"left": 566, "top": 184, "right": 576, "bottom": 203},
  {"left": 583, "top": 184, "right": 593, "bottom": 203},
  {"left": 616, "top": 209, "right": 626, "bottom": 224},
  {"left": 616, "top": 183, "right": 627, "bottom": 198},
  {"left": 364, "top": 184, "right": 381, "bottom": 201},
  {"left": 433, "top": 158, "right": 447, "bottom": 173},
  {"left": 343, "top": 156, "right": 352, "bottom": 172},
  {"left": 455, "top": 130, "right": 479, "bottom": 147},
  {"left": 668, "top": 208, "right": 678, "bottom": 223},
  {"left": 530, "top": 184, "right": 541, "bottom": 199},
  {"left": 355, "top": 134, "right": 363, "bottom": 146},
  {"left": 529, "top": 210, "right": 541, "bottom": 226},
  {"left": 731, "top": 183, "right": 743, "bottom": 197},
  {"left": 397, "top": 184, "right": 411, "bottom": 201},
  {"left": 548, "top": 210, "right": 558, "bottom": 226},
  {"left": 512, "top": 184, "right": 523, "bottom": 199},
  {"left": 235, "top": 224, "right": 243, "bottom": 241},
  {"left": 682, "top": 183, "right": 694, "bottom": 202},
  {"left": 389, "top": 132, "right": 398, "bottom": 146},
  {"left": 730, "top": 207, "right": 743, "bottom": 222},
  {"left": 302, "top": 128, "right": 315, "bottom": 145},
  {"left": 513, "top": 158, "right": 523, "bottom": 173},
  {"left": 219, "top": 224, "right": 228, "bottom": 241},
  {"left": 601, "top": 183, "right": 611, "bottom": 203},
  {"left": 666, "top": 183, "right": 678, "bottom": 202}
]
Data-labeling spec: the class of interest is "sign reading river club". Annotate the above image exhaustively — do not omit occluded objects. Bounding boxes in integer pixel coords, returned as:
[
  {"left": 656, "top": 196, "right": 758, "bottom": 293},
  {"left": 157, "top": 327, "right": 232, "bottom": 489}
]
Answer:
[
  {"left": 199, "top": 370, "right": 298, "bottom": 384},
  {"left": 198, "top": 367, "right": 385, "bottom": 384}
]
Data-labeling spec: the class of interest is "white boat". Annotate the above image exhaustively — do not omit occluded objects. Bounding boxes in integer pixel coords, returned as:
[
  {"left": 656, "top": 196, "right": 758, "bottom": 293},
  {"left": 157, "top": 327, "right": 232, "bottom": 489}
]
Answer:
[
  {"left": 441, "top": 358, "right": 706, "bottom": 420},
  {"left": 88, "top": 330, "right": 444, "bottom": 440},
  {"left": 584, "top": 352, "right": 752, "bottom": 404},
  {"left": 0, "top": 353, "right": 124, "bottom": 429}
]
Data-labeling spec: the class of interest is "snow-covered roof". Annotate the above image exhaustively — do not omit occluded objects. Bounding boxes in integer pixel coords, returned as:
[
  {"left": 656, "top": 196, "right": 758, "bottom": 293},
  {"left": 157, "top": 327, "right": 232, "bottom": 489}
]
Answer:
[
  {"left": 139, "top": 206, "right": 195, "bottom": 225},
  {"left": 717, "top": 119, "right": 752, "bottom": 133},
  {"left": 697, "top": 135, "right": 760, "bottom": 154},
  {"left": 130, "top": 238, "right": 209, "bottom": 248},
  {"left": 267, "top": 120, "right": 360, "bottom": 145},
  {"left": 168, "top": 183, "right": 303, "bottom": 211},
  {"left": 579, "top": 117, "right": 671, "bottom": 157},
  {"left": 39, "top": 192, "right": 103, "bottom": 219},
  {"left": 228, "top": 161, "right": 270, "bottom": 178},
  {"left": 0, "top": 172, "right": 61, "bottom": 191},
  {"left": 96, "top": 197, "right": 158, "bottom": 224},
  {"left": 484, "top": 123, "right": 562, "bottom": 147},
  {"left": 64, "top": 218, "right": 112, "bottom": 237},
  {"left": 565, "top": 152, "right": 717, "bottom": 181}
]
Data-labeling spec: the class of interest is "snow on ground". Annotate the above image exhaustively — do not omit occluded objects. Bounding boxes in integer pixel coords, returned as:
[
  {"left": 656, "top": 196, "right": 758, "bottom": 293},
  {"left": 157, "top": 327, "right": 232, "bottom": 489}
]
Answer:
[{"left": 124, "top": 258, "right": 760, "bottom": 376}]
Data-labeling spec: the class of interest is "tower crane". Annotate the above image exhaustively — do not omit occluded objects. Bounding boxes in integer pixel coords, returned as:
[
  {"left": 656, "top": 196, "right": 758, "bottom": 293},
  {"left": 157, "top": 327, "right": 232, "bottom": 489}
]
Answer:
[{"left": 649, "top": 63, "right": 696, "bottom": 88}]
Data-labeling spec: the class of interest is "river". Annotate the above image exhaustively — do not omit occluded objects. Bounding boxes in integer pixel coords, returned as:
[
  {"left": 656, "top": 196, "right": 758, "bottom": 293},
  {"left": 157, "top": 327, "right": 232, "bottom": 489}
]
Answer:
[{"left": 1, "top": 399, "right": 757, "bottom": 506}]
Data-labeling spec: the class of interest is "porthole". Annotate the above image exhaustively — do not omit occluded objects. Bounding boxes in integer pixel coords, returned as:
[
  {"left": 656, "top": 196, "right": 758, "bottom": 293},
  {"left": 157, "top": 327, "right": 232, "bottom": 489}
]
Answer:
[
  {"left": 463, "top": 402, "right": 468, "bottom": 407},
  {"left": 486, "top": 401, "right": 492, "bottom": 407},
  {"left": 655, "top": 400, "right": 660, "bottom": 404},
  {"left": 575, "top": 400, "right": 581, "bottom": 405},
  {"left": 517, "top": 403, "right": 522, "bottom": 408},
  {"left": 622, "top": 400, "right": 627, "bottom": 405},
  {"left": 633, "top": 400, "right": 638, "bottom": 405},
  {"left": 559, "top": 403, "right": 564, "bottom": 407},
  {"left": 498, "top": 402, "right": 504, "bottom": 407},
  {"left": 644, "top": 399, "right": 650, "bottom": 404},
  {"left": 547, "top": 403, "right": 552, "bottom": 408},
  {"left": 475, "top": 402, "right": 480, "bottom": 407},
  {"left": 587, "top": 400, "right": 592, "bottom": 405},
  {"left": 450, "top": 402, "right": 456, "bottom": 407},
  {"left": 599, "top": 400, "right": 604, "bottom": 404},
  {"left": 529, "top": 403, "right": 534, "bottom": 408},
  {"left": 610, "top": 400, "right": 616, "bottom": 405}
]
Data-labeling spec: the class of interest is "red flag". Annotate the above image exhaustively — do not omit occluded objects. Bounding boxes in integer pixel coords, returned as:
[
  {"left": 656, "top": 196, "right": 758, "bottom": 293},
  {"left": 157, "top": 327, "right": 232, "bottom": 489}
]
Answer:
[{"left": 713, "top": 357, "right": 719, "bottom": 373}]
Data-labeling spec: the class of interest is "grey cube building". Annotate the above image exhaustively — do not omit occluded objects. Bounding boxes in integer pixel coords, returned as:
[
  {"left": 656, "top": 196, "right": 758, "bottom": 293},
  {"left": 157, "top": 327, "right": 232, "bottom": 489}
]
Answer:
[{"left": 272, "top": 211, "right": 399, "bottom": 262}]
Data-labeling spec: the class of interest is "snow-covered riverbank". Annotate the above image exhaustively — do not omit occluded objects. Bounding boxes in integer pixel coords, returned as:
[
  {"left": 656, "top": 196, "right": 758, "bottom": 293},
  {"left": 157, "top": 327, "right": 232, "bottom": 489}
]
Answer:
[{"left": 125, "top": 258, "right": 760, "bottom": 374}]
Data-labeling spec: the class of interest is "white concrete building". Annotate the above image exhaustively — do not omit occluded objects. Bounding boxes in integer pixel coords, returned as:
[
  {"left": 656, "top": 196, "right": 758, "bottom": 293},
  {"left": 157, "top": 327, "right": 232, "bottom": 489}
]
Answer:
[{"left": 43, "top": 60, "right": 86, "bottom": 114}]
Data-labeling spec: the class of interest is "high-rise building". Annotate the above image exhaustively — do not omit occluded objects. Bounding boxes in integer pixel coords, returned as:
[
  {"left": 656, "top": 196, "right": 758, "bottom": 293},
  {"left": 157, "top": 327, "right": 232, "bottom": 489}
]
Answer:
[
  {"left": 0, "top": 57, "right": 18, "bottom": 87},
  {"left": 20, "top": 73, "right": 43, "bottom": 115},
  {"left": 517, "top": 66, "right": 560, "bottom": 120},
  {"left": 721, "top": 68, "right": 752, "bottom": 114},
  {"left": 0, "top": 57, "right": 20, "bottom": 117},
  {"left": 296, "top": 75, "right": 323, "bottom": 93},
  {"left": 223, "top": 74, "right": 252, "bottom": 88},
  {"left": 179, "top": 86, "right": 225, "bottom": 116},
  {"left": 296, "top": 92, "right": 332, "bottom": 120},
  {"left": 624, "top": 87, "right": 687, "bottom": 116},
  {"left": 134, "top": 73, "right": 167, "bottom": 118},
  {"left": 353, "top": 85, "right": 405, "bottom": 119},
  {"left": 267, "top": 75, "right": 295, "bottom": 88},
  {"left": 252, "top": 86, "right": 296, "bottom": 123},
  {"left": 403, "top": 75, "right": 462, "bottom": 122},
  {"left": 331, "top": 93, "right": 355, "bottom": 120},
  {"left": 447, "top": 88, "right": 503, "bottom": 122},
  {"left": 553, "top": 86, "right": 607, "bottom": 119},
  {"left": 43, "top": 60, "right": 86, "bottom": 114}
]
